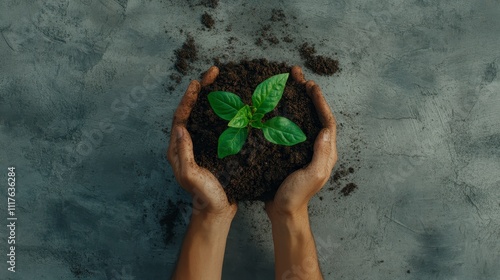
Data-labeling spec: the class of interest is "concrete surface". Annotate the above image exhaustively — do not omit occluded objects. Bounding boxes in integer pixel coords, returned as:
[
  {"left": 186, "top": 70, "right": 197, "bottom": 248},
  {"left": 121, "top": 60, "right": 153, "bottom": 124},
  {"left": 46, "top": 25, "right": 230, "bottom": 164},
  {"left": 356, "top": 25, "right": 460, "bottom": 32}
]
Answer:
[{"left": 1, "top": 0, "right": 499, "bottom": 279}]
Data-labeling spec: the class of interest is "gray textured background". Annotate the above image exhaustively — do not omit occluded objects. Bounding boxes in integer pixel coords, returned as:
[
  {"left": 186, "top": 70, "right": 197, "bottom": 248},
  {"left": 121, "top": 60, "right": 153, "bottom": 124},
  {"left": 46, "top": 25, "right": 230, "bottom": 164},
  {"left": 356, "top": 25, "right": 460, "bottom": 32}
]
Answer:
[{"left": 1, "top": 0, "right": 499, "bottom": 279}]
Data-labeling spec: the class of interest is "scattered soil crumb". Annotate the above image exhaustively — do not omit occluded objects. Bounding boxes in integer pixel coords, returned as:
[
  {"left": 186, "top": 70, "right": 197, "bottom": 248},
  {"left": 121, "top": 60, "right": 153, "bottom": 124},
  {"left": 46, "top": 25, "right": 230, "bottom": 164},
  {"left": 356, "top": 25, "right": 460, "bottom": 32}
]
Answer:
[
  {"left": 267, "top": 36, "right": 279, "bottom": 45},
  {"left": 256, "top": 24, "right": 280, "bottom": 47},
  {"left": 299, "top": 43, "right": 339, "bottom": 76},
  {"left": 341, "top": 183, "right": 357, "bottom": 196},
  {"left": 255, "top": 38, "right": 264, "bottom": 46},
  {"left": 407, "top": 270, "right": 411, "bottom": 274},
  {"left": 271, "top": 9, "right": 286, "bottom": 22},
  {"left": 201, "top": 0, "right": 218, "bottom": 8},
  {"left": 201, "top": 12, "right": 215, "bottom": 29},
  {"left": 162, "top": 126, "right": 169, "bottom": 136},
  {"left": 283, "top": 35, "right": 294, "bottom": 43},
  {"left": 70, "top": 264, "right": 91, "bottom": 278},
  {"left": 174, "top": 36, "right": 198, "bottom": 75},
  {"left": 225, "top": 25, "right": 232, "bottom": 32},
  {"left": 169, "top": 73, "right": 182, "bottom": 84},
  {"left": 228, "top": 36, "right": 238, "bottom": 44},
  {"left": 333, "top": 166, "right": 354, "bottom": 182},
  {"left": 159, "top": 200, "right": 181, "bottom": 245}
]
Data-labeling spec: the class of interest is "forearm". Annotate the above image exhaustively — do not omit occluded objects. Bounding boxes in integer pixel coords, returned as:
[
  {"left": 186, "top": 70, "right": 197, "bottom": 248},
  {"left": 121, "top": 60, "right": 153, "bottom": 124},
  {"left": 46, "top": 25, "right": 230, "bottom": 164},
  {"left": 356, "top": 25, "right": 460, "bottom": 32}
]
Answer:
[
  {"left": 172, "top": 210, "right": 234, "bottom": 280},
  {"left": 269, "top": 208, "right": 323, "bottom": 280}
]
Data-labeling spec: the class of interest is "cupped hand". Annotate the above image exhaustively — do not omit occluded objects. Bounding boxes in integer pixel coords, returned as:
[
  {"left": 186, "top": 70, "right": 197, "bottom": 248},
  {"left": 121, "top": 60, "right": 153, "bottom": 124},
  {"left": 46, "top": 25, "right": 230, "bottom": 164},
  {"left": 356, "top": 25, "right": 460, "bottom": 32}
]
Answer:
[
  {"left": 266, "top": 66, "right": 337, "bottom": 219},
  {"left": 167, "top": 66, "right": 237, "bottom": 218}
]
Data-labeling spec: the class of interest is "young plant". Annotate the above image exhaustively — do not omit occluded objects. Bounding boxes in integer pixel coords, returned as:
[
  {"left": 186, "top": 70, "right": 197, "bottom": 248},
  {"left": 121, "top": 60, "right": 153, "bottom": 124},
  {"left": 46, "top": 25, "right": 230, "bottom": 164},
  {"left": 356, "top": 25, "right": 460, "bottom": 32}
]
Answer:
[{"left": 208, "top": 73, "right": 306, "bottom": 159}]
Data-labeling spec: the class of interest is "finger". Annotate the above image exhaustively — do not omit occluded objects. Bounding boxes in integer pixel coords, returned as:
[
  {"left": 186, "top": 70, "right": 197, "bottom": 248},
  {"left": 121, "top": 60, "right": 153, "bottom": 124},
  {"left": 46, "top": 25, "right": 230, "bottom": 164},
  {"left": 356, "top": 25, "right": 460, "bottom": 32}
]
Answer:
[
  {"left": 306, "top": 128, "right": 333, "bottom": 184},
  {"left": 171, "top": 126, "right": 198, "bottom": 192},
  {"left": 175, "top": 126, "right": 196, "bottom": 172},
  {"left": 307, "top": 82, "right": 336, "bottom": 129},
  {"left": 167, "top": 138, "right": 176, "bottom": 166},
  {"left": 201, "top": 66, "right": 219, "bottom": 87},
  {"left": 167, "top": 122, "right": 183, "bottom": 157},
  {"left": 305, "top": 80, "right": 316, "bottom": 95},
  {"left": 168, "top": 81, "right": 200, "bottom": 171},
  {"left": 172, "top": 80, "right": 201, "bottom": 128},
  {"left": 167, "top": 127, "right": 182, "bottom": 174},
  {"left": 329, "top": 125, "right": 338, "bottom": 168},
  {"left": 291, "top": 66, "right": 306, "bottom": 85}
]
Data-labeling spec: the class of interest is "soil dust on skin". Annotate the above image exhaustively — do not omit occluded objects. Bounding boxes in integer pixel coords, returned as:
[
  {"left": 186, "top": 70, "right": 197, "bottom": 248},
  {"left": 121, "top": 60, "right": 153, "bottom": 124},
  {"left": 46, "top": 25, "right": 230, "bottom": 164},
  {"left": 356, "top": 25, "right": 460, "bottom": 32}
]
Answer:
[{"left": 165, "top": 7, "right": 359, "bottom": 202}]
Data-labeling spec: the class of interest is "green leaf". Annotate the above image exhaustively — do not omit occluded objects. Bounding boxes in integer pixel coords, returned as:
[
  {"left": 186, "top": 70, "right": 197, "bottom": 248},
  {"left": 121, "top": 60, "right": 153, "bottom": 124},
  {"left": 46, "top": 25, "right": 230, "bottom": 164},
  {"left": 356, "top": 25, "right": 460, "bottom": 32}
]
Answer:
[
  {"left": 208, "top": 91, "right": 245, "bottom": 121},
  {"left": 252, "top": 113, "right": 265, "bottom": 121},
  {"left": 250, "top": 121, "right": 263, "bottom": 129},
  {"left": 228, "top": 105, "right": 251, "bottom": 128},
  {"left": 262, "top": 117, "right": 306, "bottom": 146},
  {"left": 252, "top": 73, "right": 289, "bottom": 115},
  {"left": 250, "top": 113, "right": 264, "bottom": 129},
  {"left": 218, "top": 127, "right": 248, "bottom": 158}
]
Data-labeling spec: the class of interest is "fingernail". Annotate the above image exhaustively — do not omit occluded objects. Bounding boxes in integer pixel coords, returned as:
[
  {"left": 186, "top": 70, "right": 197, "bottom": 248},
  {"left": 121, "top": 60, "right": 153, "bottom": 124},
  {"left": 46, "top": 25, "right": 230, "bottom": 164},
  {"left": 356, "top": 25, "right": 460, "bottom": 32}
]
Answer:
[
  {"left": 322, "top": 129, "right": 330, "bottom": 142},
  {"left": 176, "top": 126, "right": 184, "bottom": 139}
]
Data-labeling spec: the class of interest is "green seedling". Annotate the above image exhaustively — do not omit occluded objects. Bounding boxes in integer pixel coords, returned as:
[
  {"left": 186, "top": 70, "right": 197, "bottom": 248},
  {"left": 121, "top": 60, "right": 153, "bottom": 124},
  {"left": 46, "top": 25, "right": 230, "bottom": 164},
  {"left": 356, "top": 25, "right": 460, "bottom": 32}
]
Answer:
[{"left": 208, "top": 73, "right": 306, "bottom": 158}]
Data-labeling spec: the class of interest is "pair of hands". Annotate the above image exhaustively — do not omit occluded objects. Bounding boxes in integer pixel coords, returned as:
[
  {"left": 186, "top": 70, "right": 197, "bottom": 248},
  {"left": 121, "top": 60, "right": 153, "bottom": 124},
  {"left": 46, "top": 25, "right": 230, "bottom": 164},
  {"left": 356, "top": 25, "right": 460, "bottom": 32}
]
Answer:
[{"left": 167, "top": 66, "right": 337, "bottom": 222}]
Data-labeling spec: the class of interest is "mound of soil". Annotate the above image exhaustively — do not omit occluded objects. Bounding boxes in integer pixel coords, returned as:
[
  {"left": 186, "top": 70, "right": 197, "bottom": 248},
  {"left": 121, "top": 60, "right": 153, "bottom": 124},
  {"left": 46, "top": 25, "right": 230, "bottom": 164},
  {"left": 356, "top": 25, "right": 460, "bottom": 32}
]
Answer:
[
  {"left": 174, "top": 36, "right": 198, "bottom": 75},
  {"left": 299, "top": 43, "right": 339, "bottom": 76},
  {"left": 201, "top": 12, "right": 215, "bottom": 29},
  {"left": 341, "top": 183, "right": 357, "bottom": 196},
  {"left": 270, "top": 9, "right": 286, "bottom": 22},
  {"left": 201, "top": 0, "right": 218, "bottom": 8},
  {"left": 187, "top": 59, "right": 322, "bottom": 202}
]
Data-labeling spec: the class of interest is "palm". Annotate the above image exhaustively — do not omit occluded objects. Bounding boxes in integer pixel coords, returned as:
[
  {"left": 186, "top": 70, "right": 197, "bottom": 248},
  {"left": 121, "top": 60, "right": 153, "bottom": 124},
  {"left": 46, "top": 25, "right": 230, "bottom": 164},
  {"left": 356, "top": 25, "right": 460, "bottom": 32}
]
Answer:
[
  {"left": 268, "top": 169, "right": 310, "bottom": 214},
  {"left": 187, "top": 164, "right": 236, "bottom": 214},
  {"left": 266, "top": 66, "right": 337, "bottom": 216},
  {"left": 167, "top": 66, "right": 236, "bottom": 216}
]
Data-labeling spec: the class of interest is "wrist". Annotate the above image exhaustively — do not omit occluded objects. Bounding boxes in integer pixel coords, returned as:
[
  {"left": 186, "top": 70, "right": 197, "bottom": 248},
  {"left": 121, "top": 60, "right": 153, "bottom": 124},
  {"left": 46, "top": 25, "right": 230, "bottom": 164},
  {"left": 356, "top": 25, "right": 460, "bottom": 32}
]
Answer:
[
  {"left": 267, "top": 206, "right": 309, "bottom": 231},
  {"left": 266, "top": 202, "right": 308, "bottom": 223},
  {"left": 192, "top": 204, "right": 236, "bottom": 226}
]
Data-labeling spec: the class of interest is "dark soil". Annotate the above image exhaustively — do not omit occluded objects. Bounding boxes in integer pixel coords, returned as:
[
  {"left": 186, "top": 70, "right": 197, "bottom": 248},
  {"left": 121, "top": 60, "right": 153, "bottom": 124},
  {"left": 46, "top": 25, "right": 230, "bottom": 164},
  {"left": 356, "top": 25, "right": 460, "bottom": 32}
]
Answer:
[
  {"left": 255, "top": 24, "right": 280, "bottom": 47},
  {"left": 201, "top": 12, "right": 215, "bottom": 29},
  {"left": 283, "top": 35, "right": 294, "bottom": 43},
  {"left": 299, "top": 43, "right": 339, "bottom": 76},
  {"left": 252, "top": 9, "right": 296, "bottom": 49},
  {"left": 159, "top": 200, "right": 181, "bottom": 245},
  {"left": 169, "top": 73, "right": 182, "bottom": 84},
  {"left": 270, "top": 9, "right": 286, "bottom": 22},
  {"left": 333, "top": 166, "right": 354, "bottom": 182},
  {"left": 174, "top": 36, "right": 198, "bottom": 75},
  {"left": 201, "top": 0, "right": 218, "bottom": 8},
  {"left": 255, "top": 38, "right": 264, "bottom": 46},
  {"left": 187, "top": 59, "right": 322, "bottom": 202},
  {"left": 341, "top": 183, "right": 357, "bottom": 196}
]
